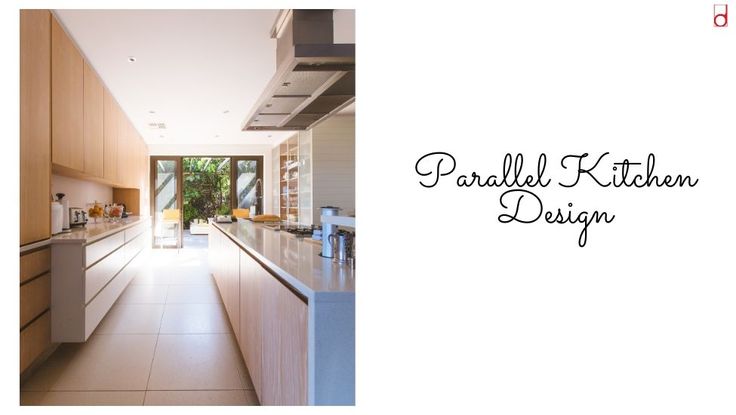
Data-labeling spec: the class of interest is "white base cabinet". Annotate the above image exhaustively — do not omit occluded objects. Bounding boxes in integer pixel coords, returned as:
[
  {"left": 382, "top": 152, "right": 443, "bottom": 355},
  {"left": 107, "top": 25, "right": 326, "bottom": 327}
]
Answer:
[{"left": 51, "top": 218, "right": 151, "bottom": 342}]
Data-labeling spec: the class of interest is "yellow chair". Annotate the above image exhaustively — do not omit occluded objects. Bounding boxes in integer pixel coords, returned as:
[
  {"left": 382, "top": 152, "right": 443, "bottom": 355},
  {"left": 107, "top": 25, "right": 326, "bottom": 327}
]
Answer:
[
  {"left": 232, "top": 208, "right": 250, "bottom": 219},
  {"left": 158, "top": 208, "right": 181, "bottom": 250},
  {"left": 163, "top": 209, "right": 180, "bottom": 221}
]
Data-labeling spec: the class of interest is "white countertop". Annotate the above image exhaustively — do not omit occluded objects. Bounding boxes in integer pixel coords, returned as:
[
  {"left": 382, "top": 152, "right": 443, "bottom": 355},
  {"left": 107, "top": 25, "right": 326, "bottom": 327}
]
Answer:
[
  {"left": 50, "top": 216, "right": 150, "bottom": 245},
  {"left": 212, "top": 221, "right": 355, "bottom": 302}
]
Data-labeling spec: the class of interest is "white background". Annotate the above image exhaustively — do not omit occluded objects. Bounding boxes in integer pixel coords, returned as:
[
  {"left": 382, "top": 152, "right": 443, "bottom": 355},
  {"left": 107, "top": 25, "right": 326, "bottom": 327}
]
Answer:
[{"left": 3, "top": 1, "right": 736, "bottom": 414}]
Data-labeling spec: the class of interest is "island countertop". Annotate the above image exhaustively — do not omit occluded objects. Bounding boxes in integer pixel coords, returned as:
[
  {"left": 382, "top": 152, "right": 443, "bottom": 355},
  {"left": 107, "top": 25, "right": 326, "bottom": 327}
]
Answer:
[
  {"left": 50, "top": 216, "right": 151, "bottom": 245},
  {"left": 212, "top": 221, "right": 355, "bottom": 302}
]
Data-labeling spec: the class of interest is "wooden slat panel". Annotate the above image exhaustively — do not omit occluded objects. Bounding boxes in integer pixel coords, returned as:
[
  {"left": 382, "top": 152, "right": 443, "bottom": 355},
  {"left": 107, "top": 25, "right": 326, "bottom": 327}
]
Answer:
[
  {"left": 20, "top": 310, "right": 51, "bottom": 373},
  {"left": 20, "top": 247, "right": 51, "bottom": 284},
  {"left": 20, "top": 9, "right": 51, "bottom": 245},
  {"left": 20, "top": 273, "right": 50, "bottom": 328}
]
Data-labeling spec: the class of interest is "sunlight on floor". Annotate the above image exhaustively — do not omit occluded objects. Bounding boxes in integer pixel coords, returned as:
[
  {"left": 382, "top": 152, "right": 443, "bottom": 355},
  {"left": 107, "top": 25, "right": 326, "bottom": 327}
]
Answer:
[{"left": 20, "top": 242, "right": 259, "bottom": 406}]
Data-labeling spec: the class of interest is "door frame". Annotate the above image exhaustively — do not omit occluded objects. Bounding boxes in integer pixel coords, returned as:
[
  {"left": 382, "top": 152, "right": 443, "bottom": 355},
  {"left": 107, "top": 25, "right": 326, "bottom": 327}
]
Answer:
[
  {"left": 150, "top": 156, "right": 183, "bottom": 249},
  {"left": 149, "top": 155, "right": 265, "bottom": 248}
]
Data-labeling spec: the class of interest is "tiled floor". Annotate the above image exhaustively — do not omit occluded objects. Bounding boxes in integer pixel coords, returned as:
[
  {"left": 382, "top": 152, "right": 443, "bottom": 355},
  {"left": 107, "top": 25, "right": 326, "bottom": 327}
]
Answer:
[{"left": 20, "top": 246, "right": 260, "bottom": 406}]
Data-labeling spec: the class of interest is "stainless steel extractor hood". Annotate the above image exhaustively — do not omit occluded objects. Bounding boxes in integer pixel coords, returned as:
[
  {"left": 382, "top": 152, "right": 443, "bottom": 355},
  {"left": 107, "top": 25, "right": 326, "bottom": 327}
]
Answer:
[{"left": 241, "top": 9, "right": 355, "bottom": 131}]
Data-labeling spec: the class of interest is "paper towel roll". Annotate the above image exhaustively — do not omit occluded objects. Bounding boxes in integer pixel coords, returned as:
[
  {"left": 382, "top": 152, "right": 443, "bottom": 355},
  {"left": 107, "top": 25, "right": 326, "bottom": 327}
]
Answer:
[{"left": 51, "top": 201, "right": 63, "bottom": 235}]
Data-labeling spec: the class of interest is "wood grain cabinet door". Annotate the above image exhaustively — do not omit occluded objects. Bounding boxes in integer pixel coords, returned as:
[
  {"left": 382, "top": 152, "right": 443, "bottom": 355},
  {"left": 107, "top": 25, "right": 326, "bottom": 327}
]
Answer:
[
  {"left": 240, "top": 251, "right": 263, "bottom": 397},
  {"left": 51, "top": 16, "right": 84, "bottom": 172},
  {"left": 103, "top": 88, "right": 118, "bottom": 183},
  {"left": 227, "top": 240, "right": 240, "bottom": 343},
  {"left": 83, "top": 61, "right": 103, "bottom": 178},
  {"left": 277, "top": 281, "right": 308, "bottom": 405},
  {"left": 20, "top": 9, "right": 51, "bottom": 245},
  {"left": 260, "top": 271, "right": 308, "bottom": 405}
]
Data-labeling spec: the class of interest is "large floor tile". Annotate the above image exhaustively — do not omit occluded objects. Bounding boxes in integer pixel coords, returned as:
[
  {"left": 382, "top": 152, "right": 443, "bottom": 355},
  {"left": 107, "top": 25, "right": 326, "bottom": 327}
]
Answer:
[
  {"left": 21, "top": 344, "right": 84, "bottom": 391},
  {"left": 147, "top": 334, "right": 244, "bottom": 390},
  {"left": 165, "top": 284, "right": 222, "bottom": 304},
  {"left": 168, "top": 270, "right": 215, "bottom": 285},
  {"left": 95, "top": 304, "right": 165, "bottom": 334},
  {"left": 23, "top": 334, "right": 157, "bottom": 391},
  {"left": 116, "top": 284, "right": 168, "bottom": 304},
  {"left": 130, "top": 268, "right": 171, "bottom": 285},
  {"left": 144, "top": 390, "right": 258, "bottom": 405},
  {"left": 159, "top": 303, "right": 231, "bottom": 334},
  {"left": 21, "top": 391, "right": 145, "bottom": 405}
]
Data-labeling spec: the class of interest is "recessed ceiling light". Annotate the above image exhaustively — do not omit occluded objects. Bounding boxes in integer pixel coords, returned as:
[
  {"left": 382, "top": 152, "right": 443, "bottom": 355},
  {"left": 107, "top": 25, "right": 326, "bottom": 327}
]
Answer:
[
  {"left": 268, "top": 134, "right": 272, "bottom": 138},
  {"left": 127, "top": 56, "right": 136, "bottom": 63},
  {"left": 159, "top": 135, "right": 164, "bottom": 138},
  {"left": 215, "top": 135, "right": 220, "bottom": 138},
  {"left": 223, "top": 110, "right": 230, "bottom": 114},
  {"left": 148, "top": 110, "right": 156, "bottom": 114}
]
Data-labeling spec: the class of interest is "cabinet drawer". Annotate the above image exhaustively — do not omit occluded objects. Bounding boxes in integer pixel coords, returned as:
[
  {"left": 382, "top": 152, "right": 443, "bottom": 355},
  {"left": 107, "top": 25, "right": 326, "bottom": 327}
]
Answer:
[
  {"left": 20, "top": 310, "right": 51, "bottom": 373},
  {"left": 124, "top": 232, "right": 145, "bottom": 263},
  {"left": 85, "top": 231, "right": 124, "bottom": 267},
  {"left": 84, "top": 255, "right": 138, "bottom": 339},
  {"left": 85, "top": 246, "right": 125, "bottom": 303},
  {"left": 20, "top": 247, "right": 51, "bottom": 284},
  {"left": 20, "top": 272, "right": 50, "bottom": 328},
  {"left": 124, "top": 221, "right": 147, "bottom": 243}
]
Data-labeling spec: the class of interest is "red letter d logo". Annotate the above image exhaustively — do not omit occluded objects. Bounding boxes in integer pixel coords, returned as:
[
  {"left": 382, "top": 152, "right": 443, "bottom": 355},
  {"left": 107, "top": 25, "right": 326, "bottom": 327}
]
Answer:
[{"left": 714, "top": 4, "right": 728, "bottom": 27}]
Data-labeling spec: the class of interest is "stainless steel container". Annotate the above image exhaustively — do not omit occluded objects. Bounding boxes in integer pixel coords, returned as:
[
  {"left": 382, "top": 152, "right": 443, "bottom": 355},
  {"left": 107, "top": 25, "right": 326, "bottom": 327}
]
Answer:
[
  {"left": 328, "top": 230, "right": 354, "bottom": 264},
  {"left": 320, "top": 206, "right": 341, "bottom": 258}
]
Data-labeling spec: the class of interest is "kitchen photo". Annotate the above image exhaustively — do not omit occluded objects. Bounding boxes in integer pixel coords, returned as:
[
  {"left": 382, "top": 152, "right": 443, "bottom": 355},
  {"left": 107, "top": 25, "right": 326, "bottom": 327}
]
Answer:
[{"left": 18, "top": 9, "right": 355, "bottom": 406}]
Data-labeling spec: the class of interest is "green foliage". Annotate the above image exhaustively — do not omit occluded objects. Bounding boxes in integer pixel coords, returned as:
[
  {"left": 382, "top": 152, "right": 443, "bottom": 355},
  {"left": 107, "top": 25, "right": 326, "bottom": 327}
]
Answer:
[{"left": 182, "top": 157, "right": 231, "bottom": 229}]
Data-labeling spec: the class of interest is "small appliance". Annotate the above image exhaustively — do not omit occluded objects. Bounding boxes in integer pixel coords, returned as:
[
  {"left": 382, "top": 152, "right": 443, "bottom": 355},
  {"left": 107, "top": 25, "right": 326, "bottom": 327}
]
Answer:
[{"left": 69, "top": 207, "right": 88, "bottom": 227}]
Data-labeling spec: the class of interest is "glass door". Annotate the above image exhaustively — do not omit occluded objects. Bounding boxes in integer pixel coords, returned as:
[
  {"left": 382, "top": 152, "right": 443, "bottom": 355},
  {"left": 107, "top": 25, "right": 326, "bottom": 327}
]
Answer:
[
  {"left": 151, "top": 157, "right": 182, "bottom": 248},
  {"left": 233, "top": 156, "right": 264, "bottom": 215}
]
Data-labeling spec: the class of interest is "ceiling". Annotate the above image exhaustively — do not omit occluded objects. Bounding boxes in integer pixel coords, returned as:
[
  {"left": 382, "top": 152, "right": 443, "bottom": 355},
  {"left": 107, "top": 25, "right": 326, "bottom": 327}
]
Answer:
[{"left": 54, "top": 9, "right": 299, "bottom": 146}]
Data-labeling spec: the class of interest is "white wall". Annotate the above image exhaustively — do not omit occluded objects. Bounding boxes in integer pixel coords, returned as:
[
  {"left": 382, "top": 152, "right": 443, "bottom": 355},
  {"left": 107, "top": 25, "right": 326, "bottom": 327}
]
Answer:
[
  {"left": 312, "top": 115, "right": 356, "bottom": 224},
  {"left": 146, "top": 143, "right": 278, "bottom": 214},
  {"left": 51, "top": 175, "right": 113, "bottom": 208}
]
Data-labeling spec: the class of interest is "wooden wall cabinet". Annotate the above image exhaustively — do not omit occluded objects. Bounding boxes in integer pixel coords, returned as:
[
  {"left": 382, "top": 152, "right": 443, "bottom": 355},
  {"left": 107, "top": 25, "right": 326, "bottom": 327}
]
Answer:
[
  {"left": 49, "top": 13, "right": 150, "bottom": 205},
  {"left": 51, "top": 17, "right": 84, "bottom": 172},
  {"left": 83, "top": 61, "right": 104, "bottom": 178},
  {"left": 20, "top": 9, "right": 51, "bottom": 246},
  {"left": 103, "top": 88, "right": 119, "bottom": 183}
]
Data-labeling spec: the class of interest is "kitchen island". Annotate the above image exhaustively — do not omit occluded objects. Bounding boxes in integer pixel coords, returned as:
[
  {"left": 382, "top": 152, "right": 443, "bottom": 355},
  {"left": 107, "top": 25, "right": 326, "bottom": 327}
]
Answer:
[{"left": 209, "top": 220, "right": 355, "bottom": 406}]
